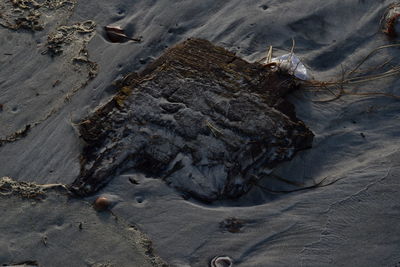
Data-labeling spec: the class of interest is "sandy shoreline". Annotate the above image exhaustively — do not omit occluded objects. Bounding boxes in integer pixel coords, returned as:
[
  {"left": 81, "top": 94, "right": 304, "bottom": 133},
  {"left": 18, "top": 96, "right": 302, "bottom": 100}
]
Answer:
[{"left": 1, "top": 0, "right": 400, "bottom": 266}]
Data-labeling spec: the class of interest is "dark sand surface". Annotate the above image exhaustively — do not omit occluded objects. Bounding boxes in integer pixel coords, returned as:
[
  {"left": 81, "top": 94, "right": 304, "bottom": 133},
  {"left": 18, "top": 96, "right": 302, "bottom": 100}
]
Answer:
[
  {"left": 0, "top": 177, "right": 165, "bottom": 266},
  {"left": 1, "top": 0, "right": 400, "bottom": 266}
]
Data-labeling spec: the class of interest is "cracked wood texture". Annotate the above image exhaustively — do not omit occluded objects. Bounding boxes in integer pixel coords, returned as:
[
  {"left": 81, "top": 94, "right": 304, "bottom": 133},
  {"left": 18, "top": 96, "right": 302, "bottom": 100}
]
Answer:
[{"left": 71, "top": 38, "right": 314, "bottom": 201}]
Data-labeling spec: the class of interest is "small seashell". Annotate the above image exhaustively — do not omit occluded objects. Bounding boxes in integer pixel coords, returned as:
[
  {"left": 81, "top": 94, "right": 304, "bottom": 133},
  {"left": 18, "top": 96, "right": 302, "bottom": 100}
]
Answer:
[
  {"left": 105, "top": 25, "right": 124, "bottom": 35},
  {"left": 104, "top": 25, "right": 142, "bottom": 43},
  {"left": 210, "top": 256, "right": 233, "bottom": 267},
  {"left": 382, "top": 3, "right": 400, "bottom": 38},
  {"left": 93, "top": 196, "right": 110, "bottom": 211}
]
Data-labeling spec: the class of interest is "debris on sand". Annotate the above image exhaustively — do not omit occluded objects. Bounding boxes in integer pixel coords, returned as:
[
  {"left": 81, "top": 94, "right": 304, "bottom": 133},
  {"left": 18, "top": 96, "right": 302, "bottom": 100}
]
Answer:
[
  {"left": 0, "top": 176, "right": 46, "bottom": 200},
  {"left": 219, "top": 218, "right": 245, "bottom": 233},
  {"left": 0, "top": 176, "right": 69, "bottom": 200},
  {"left": 0, "top": 177, "right": 167, "bottom": 266},
  {"left": 382, "top": 3, "right": 400, "bottom": 38},
  {"left": 46, "top": 20, "right": 96, "bottom": 56},
  {"left": 0, "top": 1, "right": 98, "bottom": 145},
  {"left": 0, "top": 0, "right": 76, "bottom": 31},
  {"left": 0, "top": 125, "right": 31, "bottom": 147},
  {"left": 2, "top": 260, "right": 39, "bottom": 267},
  {"left": 300, "top": 42, "right": 400, "bottom": 103},
  {"left": 210, "top": 256, "right": 233, "bottom": 267},
  {"left": 45, "top": 20, "right": 99, "bottom": 79},
  {"left": 267, "top": 53, "right": 310, "bottom": 80},
  {"left": 71, "top": 38, "right": 314, "bottom": 201},
  {"left": 104, "top": 25, "right": 142, "bottom": 43}
]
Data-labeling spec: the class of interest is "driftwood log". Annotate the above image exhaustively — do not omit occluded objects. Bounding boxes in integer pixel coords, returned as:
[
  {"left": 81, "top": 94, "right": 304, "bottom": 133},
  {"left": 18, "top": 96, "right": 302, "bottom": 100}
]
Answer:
[{"left": 71, "top": 38, "right": 313, "bottom": 201}]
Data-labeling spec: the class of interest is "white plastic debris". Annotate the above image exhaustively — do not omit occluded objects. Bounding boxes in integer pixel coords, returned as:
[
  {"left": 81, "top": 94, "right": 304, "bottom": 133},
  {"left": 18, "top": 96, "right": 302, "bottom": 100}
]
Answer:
[
  {"left": 267, "top": 53, "right": 310, "bottom": 80},
  {"left": 210, "top": 256, "right": 233, "bottom": 267}
]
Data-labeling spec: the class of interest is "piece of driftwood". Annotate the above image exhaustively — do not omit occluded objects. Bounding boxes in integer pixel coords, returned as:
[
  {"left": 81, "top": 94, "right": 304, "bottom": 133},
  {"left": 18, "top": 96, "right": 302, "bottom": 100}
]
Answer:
[{"left": 71, "top": 38, "right": 313, "bottom": 201}]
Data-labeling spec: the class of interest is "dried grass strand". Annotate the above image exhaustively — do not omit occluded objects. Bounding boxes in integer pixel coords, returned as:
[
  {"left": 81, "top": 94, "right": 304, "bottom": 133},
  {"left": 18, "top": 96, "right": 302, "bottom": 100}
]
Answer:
[
  {"left": 347, "top": 43, "right": 400, "bottom": 77},
  {"left": 301, "top": 43, "right": 400, "bottom": 102}
]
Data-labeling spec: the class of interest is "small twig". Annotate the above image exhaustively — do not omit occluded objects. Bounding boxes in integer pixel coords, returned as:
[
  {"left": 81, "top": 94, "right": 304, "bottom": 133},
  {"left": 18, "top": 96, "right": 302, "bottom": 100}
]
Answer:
[
  {"left": 351, "top": 57, "right": 394, "bottom": 74},
  {"left": 290, "top": 38, "right": 296, "bottom": 55},
  {"left": 253, "top": 175, "right": 343, "bottom": 194},
  {"left": 345, "top": 67, "right": 400, "bottom": 84},
  {"left": 266, "top": 45, "right": 273, "bottom": 63},
  {"left": 345, "top": 91, "right": 400, "bottom": 99},
  {"left": 311, "top": 85, "right": 344, "bottom": 103},
  {"left": 288, "top": 38, "right": 296, "bottom": 64}
]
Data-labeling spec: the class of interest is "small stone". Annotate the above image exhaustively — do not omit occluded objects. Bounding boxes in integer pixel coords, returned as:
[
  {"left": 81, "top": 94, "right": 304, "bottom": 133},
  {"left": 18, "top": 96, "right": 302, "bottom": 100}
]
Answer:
[{"left": 93, "top": 196, "right": 110, "bottom": 211}]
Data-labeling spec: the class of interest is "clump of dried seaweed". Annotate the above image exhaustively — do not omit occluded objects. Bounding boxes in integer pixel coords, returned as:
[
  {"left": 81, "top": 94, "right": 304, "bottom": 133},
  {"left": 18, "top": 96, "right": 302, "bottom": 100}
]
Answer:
[
  {"left": 0, "top": 176, "right": 46, "bottom": 200},
  {"left": 0, "top": 177, "right": 68, "bottom": 200},
  {"left": 0, "top": 16, "right": 98, "bottom": 147},
  {"left": 0, "top": 125, "right": 31, "bottom": 147},
  {"left": 46, "top": 20, "right": 96, "bottom": 56},
  {"left": 0, "top": 0, "right": 76, "bottom": 31}
]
